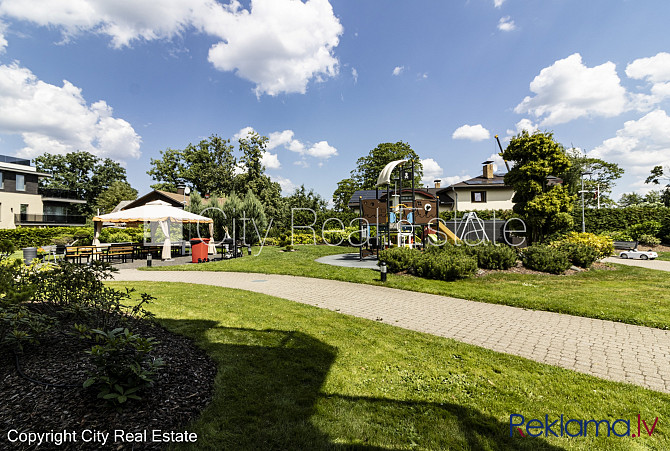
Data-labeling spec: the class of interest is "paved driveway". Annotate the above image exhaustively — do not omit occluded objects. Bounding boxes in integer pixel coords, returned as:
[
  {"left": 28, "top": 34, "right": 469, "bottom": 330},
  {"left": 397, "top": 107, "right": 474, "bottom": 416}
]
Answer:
[
  {"left": 603, "top": 256, "right": 670, "bottom": 272},
  {"left": 114, "top": 269, "right": 670, "bottom": 393}
]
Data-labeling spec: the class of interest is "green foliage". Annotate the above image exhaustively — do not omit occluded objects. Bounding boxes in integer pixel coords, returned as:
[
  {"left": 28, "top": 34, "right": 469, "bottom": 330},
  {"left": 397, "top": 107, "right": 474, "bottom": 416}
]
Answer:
[
  {"left": 638, "top": 234, "right": 661, "bottom": 246},
  {"left": 84, "top": 327, "right": 164, "bottom": 405},
  {"left": 413, "top": 251, "right": 478, "bottom": 281},
  {"left": 502, "top": 131, "right": 575, "bottom": 242},
  {"left": 0, "top": 227, "right": 93, "bottom": 248},
  {"left": 99, "top": 227, "right": 145, "bottom": 244},
  {"left": 552, "top": 232, "right": 614, "bottom": 259},
  {"left": 554, "top": 242, "right": 598, "bottom": 268},
  {"left": 607, "top": 230, "right": 634, "bottom": 241},
  {"left": 351, "top": 142, "right": 423, "bottom": 189},
  {"left": 0, "top": 239, "right": 15, "bottom": 259},
  {"left": 628, "top": 220, "right": 662, "bottom": 240},
  {"left": 332, "top": 178, "right": 358, "bottom": 212},
  {"left": 522, "top": 245, "right": 572, "bottom": 274},
  {"left": 562, "top": 148, "right": 624, "bottom": 208},
  {"left": 96, "top": 181, "right": 138, "bottom": 215},
  {"left": 574, "top": 206, "right": 670, "bottom": 235},
  {"left": 466, "top": 244, "right": 517, "bottom": 270},
  {"left": 34, "top": 151, "right": 129, "bottom": 216},
  {"left": 439, "top": 209, "right": 516, "bottom": 221},
  {"left": 379, "top": 247, "right": 419, "bottom": 273}
]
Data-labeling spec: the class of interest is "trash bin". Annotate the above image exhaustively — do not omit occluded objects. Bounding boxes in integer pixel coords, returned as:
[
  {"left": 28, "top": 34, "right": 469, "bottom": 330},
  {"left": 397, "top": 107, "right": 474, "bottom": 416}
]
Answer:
[
  {"left": 23, "top": 247, "right": 38, "bottom": 265},
  {"left": 190, "top": 238, "right": 210, "bottom": 263}
]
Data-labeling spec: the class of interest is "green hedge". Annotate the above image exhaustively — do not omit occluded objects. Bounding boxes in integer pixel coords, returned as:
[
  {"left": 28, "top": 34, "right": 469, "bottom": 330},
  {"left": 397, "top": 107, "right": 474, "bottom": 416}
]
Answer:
[
  {"left": 0, "top": 227, "right": 93, "bottom": 248},
  {"left": 573, "top": 207, "right": 670, "bottom": 234}
]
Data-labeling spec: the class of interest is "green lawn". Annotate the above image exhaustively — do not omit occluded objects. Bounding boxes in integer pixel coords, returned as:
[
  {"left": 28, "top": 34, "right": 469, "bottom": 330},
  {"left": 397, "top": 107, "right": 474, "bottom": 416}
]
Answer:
[
  {"left": 658, "top": 252, "right": 670, "bottom": 262},
  {"left": 147, "top": 245, "right": 670, "bottom": 330},
  {"left": 109, "top": 281, "right": 670, "bottom": 450}
]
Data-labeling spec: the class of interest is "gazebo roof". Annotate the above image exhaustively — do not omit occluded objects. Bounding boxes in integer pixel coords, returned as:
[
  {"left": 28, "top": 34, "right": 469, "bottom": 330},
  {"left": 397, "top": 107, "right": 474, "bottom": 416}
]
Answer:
[{"left": 92, "top": 200, "right": 213, "bottom": 224}]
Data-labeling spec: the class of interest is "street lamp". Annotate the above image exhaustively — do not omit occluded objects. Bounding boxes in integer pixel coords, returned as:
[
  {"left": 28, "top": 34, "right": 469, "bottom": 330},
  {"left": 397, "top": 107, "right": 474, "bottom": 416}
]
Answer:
[{"left": 580, "top": 171, "right": 592, "bottom": 233}]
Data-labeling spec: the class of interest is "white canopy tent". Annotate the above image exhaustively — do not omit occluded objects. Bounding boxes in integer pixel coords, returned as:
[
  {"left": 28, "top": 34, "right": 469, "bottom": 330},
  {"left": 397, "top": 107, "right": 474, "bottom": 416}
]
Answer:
[{"left": 92, "top": 200, "right": 214, "bottom": 260}]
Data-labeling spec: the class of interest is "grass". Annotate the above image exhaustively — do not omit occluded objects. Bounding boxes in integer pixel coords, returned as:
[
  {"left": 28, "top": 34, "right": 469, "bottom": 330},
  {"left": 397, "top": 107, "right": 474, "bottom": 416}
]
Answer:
[
  {"left": 108, "top": 281, "right": 670, "bottom": 450},
  {"left": 147, "top": 245, "right": 670, "bottom": 330},
  {"left": 657, "top": 252, "right": 670, "bottom": 261}
]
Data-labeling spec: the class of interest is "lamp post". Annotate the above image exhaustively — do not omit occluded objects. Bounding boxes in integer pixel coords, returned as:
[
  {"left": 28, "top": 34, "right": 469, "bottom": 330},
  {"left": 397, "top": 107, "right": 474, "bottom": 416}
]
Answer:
[{"left": 580, "top": 171, "right": 592, "bottom": 233}]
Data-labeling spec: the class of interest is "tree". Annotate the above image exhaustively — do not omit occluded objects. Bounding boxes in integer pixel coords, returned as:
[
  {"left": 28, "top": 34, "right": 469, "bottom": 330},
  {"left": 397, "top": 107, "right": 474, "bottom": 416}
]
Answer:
[
  {"left": 332, "top": 178, "right": 357, "bottom": 212},
  {"left": 285, "top": 185, "right": 328, "bottom": 211},
  {"left": 618, "top": 192, "right": 644, "bottom": 207},
  {"left": 502, "top": 131, "right": 575, "bottom": 243},
  {"left": 562, "top": 149, "right": 624, "bottom": 207},
  {"left": 645, "top": 165, "right": 670, "bottom": 207},
  {"left": 34, "top": 151, "right": 128, "bottom": 216},
  {"left": 351, "top": 142, "right": 422, "bottom": 189},
  {"left": 148, "top": 135, "right": 236, "bottom": 195},
  {"left": 95, "top": 181, "right": 138, "bottom": 214}
]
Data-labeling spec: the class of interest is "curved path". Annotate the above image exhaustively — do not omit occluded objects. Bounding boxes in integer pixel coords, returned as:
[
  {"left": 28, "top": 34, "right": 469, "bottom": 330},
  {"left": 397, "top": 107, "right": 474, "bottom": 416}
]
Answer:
[
  {"left": 603, "top": 256, "right": 670, "bottom": 272},
  {"left": 114, "top": 269, "right": 670, "bottom": 394}
]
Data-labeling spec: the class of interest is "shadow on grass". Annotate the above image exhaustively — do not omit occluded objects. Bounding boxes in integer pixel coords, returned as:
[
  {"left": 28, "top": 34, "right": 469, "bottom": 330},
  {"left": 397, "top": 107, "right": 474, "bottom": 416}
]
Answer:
[{"left": 162, "top": 319, "right": 564, "bottom": 450}]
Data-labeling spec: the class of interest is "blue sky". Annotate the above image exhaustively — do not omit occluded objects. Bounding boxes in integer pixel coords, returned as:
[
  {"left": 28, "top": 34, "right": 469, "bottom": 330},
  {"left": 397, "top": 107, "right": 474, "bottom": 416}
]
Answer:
[{"left": 1, "top": 0, "right": 670, "bottom": 203}]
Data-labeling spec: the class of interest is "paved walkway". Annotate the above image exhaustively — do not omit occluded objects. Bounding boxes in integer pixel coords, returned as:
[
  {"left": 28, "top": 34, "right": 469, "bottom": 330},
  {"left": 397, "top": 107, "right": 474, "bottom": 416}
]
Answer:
[
  {"left": 114, "top": 269, "right": 670, "bottom": 393},
  {"left": 603, "top": 256, "right": 670, "bottom": 272}
]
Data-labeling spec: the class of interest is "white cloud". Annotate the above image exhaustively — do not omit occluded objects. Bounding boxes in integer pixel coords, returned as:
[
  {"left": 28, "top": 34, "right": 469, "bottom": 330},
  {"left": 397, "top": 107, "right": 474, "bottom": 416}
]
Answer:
[
  {"left": 0, "top": 62, "right": 140, "bottom": 160},
  {"left": 0, "top": 0, "right": 343, "bottom": 96},
  {"left": 351, "top": 67, "right": 358, "bottom": 84},
  {"left": 493, "top": 0, "right": 505, "bottom": 7},
  {"left": 207, "top": 0, "right": 342, "bottom": 96},
  {"left": 305, "top": 140, "right": 337, "bottom": 159},
  {"left": 515, "top": 53, "right": 627, "bottom": 125},
  {"left": 233, "top": 126, "right": 280, "bottom": 169},
  {"left": 497, "top": 16, "right": 515, "bottom": 32},
  {"left": 392, "top": 66, "right": 404, "bottom": 76},
  {"left": 626, "top": 52, "right": 670, "bottom": 83},
  {"left": 505, "top": 118, "right": 539, "bottom": 140},
  {"left": 452, "top": 124, "right": 490, "bottom": 141},
  {"left": 0, "top": 21, "right": 7, "bottom": 53},
  {"left": 261, "top": 151, "right": 280, "bottom": 169},
  {"left": 626, "top": 52, "right": 670, "bottom": 109},
  {"left": 441, "top": 174, "right": 472, "bottom": 187},
  {"left": 271, "top": 174, "right": 296, "bottom": 194},
  {"left": 232, "top": 126, "right": 256, "bottom": 142},
  {"left": 589, "top": 109, "right": 670, "bottom": 177},
  {"left": 420, "top": 158, "right": 443, "bottom": 186}
]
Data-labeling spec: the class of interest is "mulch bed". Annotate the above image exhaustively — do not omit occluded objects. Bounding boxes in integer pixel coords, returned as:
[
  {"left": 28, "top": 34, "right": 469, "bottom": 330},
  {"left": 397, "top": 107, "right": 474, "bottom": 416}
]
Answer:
[
  {"left": 475, "top": 260, "right": 617, "bottom": 277},
  {"left": 0, "top": 314, "right": 216, "bottom": 450}
]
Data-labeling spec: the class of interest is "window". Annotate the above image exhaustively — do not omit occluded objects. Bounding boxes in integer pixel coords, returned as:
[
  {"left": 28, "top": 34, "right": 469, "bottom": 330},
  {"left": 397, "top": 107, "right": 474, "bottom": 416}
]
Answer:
[
  {"left": 16, "top": 174, "right": 25, "bottom": 191},
  {"left": 0, "top": 172, "right": 3, "bottom": 189},
  {"left": 471, "top": 191, "right": 487, "bottom": 203}
]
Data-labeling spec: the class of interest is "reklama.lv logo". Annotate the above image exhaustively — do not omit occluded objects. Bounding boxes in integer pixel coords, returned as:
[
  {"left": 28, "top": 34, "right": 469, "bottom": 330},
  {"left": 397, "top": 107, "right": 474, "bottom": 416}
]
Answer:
[{"left": 510, "top": 414, "right": 658, "bottom": 438}]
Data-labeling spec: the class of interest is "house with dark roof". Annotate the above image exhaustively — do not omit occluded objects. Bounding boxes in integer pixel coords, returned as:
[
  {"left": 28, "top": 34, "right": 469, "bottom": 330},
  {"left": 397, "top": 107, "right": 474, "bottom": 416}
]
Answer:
[
  {"left": 122, "top": 187, "right": 191, "bottom": 210},
  {"left": 348, "top": 161, "right": 514, "bottom": 213}
]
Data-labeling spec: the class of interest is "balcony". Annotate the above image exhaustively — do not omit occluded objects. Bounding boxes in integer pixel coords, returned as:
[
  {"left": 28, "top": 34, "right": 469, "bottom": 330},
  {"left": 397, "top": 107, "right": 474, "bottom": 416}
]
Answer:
[
  {"left": 15, "top": 214, "right": 87, "bottom": 226},
  {"left": 38, "top": 188, "right": 87, "bottom": 204}
]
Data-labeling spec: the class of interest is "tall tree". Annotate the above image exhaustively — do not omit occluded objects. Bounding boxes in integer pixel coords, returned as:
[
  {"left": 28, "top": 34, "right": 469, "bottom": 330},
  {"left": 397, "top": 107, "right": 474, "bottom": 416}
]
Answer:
[
  {"left": 502, "top": 131, "right": 575, "bottom": 243},
  {"left": 34, "top": 151, "right": 128, "bottom": 216},
  {"left": 645, "top": 165, "right": 670, "bottom": 207},
  {"left": 351, "top": 142, "right": 422, "bottom": 189},
  {"left": 148, "top": 135, "right": 236, "bottom": 195},
  {"left": 332, "top": 178, "right": 357, "bottom": 212},
  {"left": 95, "top": 181, "right": 138, "bottom": 214},
  {"left": 562, "top": 148, "right": 624, "bottom": 207},
  {"left": 618, "top": 192, "right": 645, "bottom": 207}
]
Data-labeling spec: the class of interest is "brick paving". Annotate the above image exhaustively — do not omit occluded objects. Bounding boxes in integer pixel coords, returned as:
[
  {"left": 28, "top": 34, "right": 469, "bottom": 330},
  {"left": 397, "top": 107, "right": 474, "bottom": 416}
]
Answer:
[{"left": 114, "top": 269, "right": 670, "bottom": 393}]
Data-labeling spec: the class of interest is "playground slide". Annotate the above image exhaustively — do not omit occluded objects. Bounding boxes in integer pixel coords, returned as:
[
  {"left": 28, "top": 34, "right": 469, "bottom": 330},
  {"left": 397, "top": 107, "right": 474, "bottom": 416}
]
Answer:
[{"left": 437, "top": 221, "right": 461, "bottom": 244}]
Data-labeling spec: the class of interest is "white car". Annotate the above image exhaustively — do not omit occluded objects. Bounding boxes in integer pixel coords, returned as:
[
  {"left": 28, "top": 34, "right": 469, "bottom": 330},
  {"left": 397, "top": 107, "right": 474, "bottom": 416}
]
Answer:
[{"left": 619, "top": 249, "right": 658, "bottom": 260}]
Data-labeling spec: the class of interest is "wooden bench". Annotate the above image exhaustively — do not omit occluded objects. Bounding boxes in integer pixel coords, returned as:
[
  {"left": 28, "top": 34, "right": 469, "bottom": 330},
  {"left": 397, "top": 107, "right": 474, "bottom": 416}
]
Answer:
[
  {"left": 65, "top": 246, "right": 101, "bottom": 263},
  {"left": 105, "top": 244, "right": 135, "bottom": 263}
]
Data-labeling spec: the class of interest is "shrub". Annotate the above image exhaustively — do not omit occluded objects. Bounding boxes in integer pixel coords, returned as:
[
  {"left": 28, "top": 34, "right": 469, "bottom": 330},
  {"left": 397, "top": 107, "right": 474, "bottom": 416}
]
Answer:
[
  {"left": 555, "top": 242, "right": 598, "bottom": 269},
  {"left": 84, "top": 327, "right": 164, "bottom": 405},
  {"left": 555, "top": 232, "right": 614, "bottom": 259},
  {"left": 607, "top": 230, "right": 634, "bottom": 242},
  {"left": 638, "top": 234, "right": 661, "bottom": 246},
  {"left": 466, "top": 244, "right": 518, "bottom": 270},
  {"left": 628, "top": 221, "right": 662, "bottom": 240},
  {"left": 413, "top": 251, "right": 477, "bottom": 281},
  {"left": 378, "top": 247, "right": 420, "bottom": 273},
  {"left": 522, "top": 245, "right": 572, "bottom": 274}
]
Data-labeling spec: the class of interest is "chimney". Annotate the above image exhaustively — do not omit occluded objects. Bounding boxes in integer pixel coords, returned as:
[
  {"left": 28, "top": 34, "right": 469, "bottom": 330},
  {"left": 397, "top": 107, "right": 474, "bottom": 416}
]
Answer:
[
  {"left": 176, "top": 184, "right": 185, "bottom": 196},
  {"left": 482, "top": 161, "right": 494, "bottom": 179},
  {"left": 434, "top": 179, "right": 441, "bottom": 189}
]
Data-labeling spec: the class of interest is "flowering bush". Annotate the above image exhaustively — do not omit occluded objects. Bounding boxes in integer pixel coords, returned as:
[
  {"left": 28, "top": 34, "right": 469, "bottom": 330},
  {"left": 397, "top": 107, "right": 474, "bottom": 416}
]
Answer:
[{"left": 553, "top": 232, "right": 613, "bottom": 259}]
